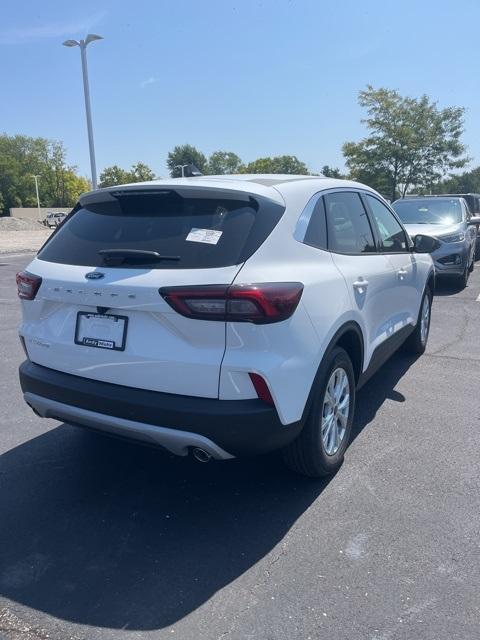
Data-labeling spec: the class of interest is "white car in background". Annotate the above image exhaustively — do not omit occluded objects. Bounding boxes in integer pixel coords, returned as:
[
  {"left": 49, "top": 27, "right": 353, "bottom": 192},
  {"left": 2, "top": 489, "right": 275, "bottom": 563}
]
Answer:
[
  {"left": 44, "top": 211, "right": 67, "bottom": 228},
  {"left": 17, "top": 175, "right": 436, "bottom": 477}
]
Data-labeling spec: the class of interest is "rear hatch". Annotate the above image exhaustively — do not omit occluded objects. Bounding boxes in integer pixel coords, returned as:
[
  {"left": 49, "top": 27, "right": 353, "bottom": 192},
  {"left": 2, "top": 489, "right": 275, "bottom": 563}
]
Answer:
[{"left": 21, "top": 184, "right": 285, "bottom": 398}]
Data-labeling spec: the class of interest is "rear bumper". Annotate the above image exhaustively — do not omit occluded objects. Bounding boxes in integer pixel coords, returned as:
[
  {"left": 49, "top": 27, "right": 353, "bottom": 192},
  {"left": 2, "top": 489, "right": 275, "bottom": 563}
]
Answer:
[{"left": 19, "top": 361, "right": 303, "bottom": 458}]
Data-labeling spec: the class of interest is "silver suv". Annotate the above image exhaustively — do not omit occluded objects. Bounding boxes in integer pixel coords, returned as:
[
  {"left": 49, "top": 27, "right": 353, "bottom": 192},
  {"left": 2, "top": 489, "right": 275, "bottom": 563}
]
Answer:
[{"left": 392, "top": 197, "right": 477, "bottom": 288}]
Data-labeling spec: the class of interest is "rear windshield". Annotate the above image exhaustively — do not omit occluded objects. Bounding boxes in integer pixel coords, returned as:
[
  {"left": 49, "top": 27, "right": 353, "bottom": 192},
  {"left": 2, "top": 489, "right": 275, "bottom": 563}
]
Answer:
[
  {"left": 393, "top": 199, "right": 463, "bottom": 225},
  {"left": 38, "top": 190, "right": 285, "bottom": 269}
]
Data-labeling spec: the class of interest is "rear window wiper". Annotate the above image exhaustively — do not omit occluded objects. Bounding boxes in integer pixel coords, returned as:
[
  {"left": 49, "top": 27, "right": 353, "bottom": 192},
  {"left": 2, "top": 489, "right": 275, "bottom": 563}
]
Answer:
[{"left": 98, "top": 249, "right": 181, "bottom": 265}]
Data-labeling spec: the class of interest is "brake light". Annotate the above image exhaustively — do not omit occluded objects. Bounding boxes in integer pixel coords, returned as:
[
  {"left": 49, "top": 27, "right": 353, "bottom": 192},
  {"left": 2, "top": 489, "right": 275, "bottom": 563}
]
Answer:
[
  {"left": 249, "top": 373, "right": 274, "bottom": 405},
  {"left": 160, "top": 283, "right": 303, "bottom": 324},
  {"left": 16, "top": 271, "right": 42, "bottom": 300}
]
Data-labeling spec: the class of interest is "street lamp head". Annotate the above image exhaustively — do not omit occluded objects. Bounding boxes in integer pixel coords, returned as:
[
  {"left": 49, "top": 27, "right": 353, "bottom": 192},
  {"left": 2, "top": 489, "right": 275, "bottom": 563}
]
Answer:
[
  {"left": 85, "top": 34, "right": 103, "bottom": 46},
  {"left": 62, "top": 39, "right": 79, "bottom": 47}
]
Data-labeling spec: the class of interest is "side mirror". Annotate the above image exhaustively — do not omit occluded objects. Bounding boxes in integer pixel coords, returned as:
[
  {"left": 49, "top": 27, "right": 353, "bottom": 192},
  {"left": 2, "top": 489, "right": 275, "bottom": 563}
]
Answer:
[
  {"left": 469, "top": 215, "right": 480, "bottom": 227},
  {"left": 413, "top": 234, "right": 441, "bottom": 253}
]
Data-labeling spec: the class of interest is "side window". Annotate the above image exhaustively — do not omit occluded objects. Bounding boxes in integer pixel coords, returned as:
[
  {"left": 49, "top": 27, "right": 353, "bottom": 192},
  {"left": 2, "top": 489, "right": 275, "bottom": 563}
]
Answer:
[
  {"left": 324, "top": 191, "right": 376, "bottom": 254},
  {"left": 303, "top": 196, "right": 327, "bottom": 250},
  {"left": 365, "top": 194, "right": 409, "bottom": 252}
]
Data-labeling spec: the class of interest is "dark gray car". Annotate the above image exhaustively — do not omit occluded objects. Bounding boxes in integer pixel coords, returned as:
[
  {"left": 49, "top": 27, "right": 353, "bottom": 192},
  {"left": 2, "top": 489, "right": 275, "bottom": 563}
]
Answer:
[{"left": 392, "top": 197, "right": 477, "bottom": 288}]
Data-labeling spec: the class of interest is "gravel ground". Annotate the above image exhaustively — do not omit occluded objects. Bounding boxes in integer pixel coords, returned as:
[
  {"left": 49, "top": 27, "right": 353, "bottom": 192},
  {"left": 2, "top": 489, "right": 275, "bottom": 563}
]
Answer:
[
  {"left": 0, "top": 231, "right": 51, "bottom": 254},
  {"left": 0, "top": 218, "right": 52, "bottom": 255},
  {"left": 0, "top": 218, "right": 46, "bottom": 231}
]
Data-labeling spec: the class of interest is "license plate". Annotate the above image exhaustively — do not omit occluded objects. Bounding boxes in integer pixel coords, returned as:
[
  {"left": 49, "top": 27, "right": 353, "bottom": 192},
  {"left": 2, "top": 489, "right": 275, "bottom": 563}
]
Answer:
[{"left": 74, "top": 312, "right": 128, "bottom": 351}]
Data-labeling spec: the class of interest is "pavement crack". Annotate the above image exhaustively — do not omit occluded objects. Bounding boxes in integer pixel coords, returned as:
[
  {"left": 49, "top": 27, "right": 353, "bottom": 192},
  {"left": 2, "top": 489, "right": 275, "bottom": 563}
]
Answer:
[
  {"left": 424, "top": 353, "right": 480, "bottom": 363},
  {"left": 430, "top": 303, "right": 469, "bottom": 356},
  {"left": 217, "top": 540, "right": 290, "bottom": 639}
]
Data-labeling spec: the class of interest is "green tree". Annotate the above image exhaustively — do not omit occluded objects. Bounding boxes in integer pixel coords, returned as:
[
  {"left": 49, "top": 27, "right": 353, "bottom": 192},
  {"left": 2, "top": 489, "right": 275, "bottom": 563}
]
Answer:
[
  {"left": 432, "top": 166, "right": 480, "bottom": 194},
  {"left": 343, "top": 86, "right": 468, "bottom": 201},
  {"left": 62, "top": 172, "right": 91, "bottom": 202},
  {"left": 321, "top": 165, "right": 345, "bottom": 179},
  {"left": 130, "top": 161, "right": 156, "bottom": 182},
  {"left": 0, "top": 134, "right": 88, "bottom": 214},
  {"left": 99, "top": 165, "right": 131, "bottom": 188},
  {"left": 167, "top": 145, "right": 208, "bottom": 177},
  {"left": 208, "top": 150, "right": 242, "bottom": 175},
  {"left": 240, "top": 155, "right": 309, "bottom": 175},
  {"left": 98, "top": 162, "right": 155, "bottom": 188}
]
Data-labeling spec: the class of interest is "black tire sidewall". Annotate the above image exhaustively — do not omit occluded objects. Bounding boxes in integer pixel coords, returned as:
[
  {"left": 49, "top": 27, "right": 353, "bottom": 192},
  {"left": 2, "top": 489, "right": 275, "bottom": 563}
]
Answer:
[{"left": 417, "top": 287, "right": 432, "bottom": 352}]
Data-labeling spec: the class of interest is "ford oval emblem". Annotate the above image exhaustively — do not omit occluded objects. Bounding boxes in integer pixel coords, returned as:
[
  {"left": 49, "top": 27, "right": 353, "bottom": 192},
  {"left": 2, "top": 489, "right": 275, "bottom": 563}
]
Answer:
[{"left": 85, "top": 272, "right": 105, "bottom": 280}]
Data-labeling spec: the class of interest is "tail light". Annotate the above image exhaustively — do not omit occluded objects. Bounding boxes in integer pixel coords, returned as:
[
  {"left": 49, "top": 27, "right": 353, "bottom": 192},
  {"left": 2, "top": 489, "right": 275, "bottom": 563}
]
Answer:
[
  {"left": 16, "top": 271, "right": 42, "bottom": 300},
  {"left": 159, "top": 282, "right": 304, "bottom": 324},
  {"left": 249, "top": 373, "right": 274, "bottom": 405}
]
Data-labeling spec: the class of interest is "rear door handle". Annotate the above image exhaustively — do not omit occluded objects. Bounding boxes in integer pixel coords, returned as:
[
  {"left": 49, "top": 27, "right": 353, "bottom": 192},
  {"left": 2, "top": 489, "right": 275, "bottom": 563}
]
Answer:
[
  {"left": 353, "top": 278, "right": 368, "bottom": 291},
  {"left": 397, "top": 268, "right": 408, "bottom": 279}
]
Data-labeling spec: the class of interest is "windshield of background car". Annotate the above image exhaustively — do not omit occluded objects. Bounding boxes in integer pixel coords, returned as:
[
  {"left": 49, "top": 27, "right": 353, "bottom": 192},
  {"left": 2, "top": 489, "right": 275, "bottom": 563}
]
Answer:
[
  {"left": 393, "top": 199, "right": 463, "bottom": 225},
  {"left": 38, "top": 190, "right": 285, "bottom": 269}
]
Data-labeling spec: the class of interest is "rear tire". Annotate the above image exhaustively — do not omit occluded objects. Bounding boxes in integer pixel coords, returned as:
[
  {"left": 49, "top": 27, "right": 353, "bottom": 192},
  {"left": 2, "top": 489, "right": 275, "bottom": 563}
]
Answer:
[
  {"left": 403, "top": 287, "right": 432, "bottom": 355},
  {"left": 282, "top": 347, "right": 355, "bottom": 478}
]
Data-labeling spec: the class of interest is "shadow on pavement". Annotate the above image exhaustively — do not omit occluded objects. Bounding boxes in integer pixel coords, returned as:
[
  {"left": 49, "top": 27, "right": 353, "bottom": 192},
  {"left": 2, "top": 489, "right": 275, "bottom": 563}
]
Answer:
[{"left": 0, "top": 351, "right": 416, "bottom": 631}]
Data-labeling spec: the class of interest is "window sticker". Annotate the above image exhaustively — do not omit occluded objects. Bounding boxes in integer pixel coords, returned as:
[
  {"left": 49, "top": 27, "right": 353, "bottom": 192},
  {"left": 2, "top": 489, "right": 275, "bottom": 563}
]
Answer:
[{"left": 186, "top": 228, "right": 223, "bottom": 245}]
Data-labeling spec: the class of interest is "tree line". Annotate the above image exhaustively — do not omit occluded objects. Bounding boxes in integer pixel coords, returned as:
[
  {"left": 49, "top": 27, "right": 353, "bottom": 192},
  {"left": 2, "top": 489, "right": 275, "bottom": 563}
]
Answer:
[
  {"left": 1, "top": 85, "right": 478, "bottom": 216},
  {"left": 0, "top": 135, "right": 90, "bottom": 215}
]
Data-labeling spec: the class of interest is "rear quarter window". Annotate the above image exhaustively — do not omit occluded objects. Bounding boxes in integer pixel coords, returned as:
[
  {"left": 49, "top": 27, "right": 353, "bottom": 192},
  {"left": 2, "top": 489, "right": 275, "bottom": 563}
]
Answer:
[{"left": 38, "top": 190, "right": 285, "bottom": 269}]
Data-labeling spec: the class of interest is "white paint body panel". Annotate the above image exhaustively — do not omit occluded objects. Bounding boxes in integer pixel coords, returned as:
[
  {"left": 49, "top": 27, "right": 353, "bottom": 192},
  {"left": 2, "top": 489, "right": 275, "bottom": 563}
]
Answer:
[
  {"left": 20, "top": 258, "right": 242, "bottom": 398},
  {"left": 19, "top": 175, "right": 433, "bottom": 427}
]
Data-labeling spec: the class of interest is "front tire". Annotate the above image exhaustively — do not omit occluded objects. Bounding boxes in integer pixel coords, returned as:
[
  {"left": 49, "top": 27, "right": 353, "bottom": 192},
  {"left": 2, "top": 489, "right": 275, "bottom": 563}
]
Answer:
[
  {"left": 456, "top": 265, "right": 469, "bottom": 289},
  {"left": 403, "top": 287, "right": 432, "bottom": 355},
  {"left": 282, "top": 347, "right": 355, "bottom": 478}
]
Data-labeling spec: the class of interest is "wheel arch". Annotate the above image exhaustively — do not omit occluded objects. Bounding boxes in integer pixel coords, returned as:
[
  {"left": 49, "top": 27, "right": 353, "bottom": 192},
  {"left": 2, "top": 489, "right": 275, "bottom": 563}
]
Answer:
[
  {"left": 301, "top": 321, "right": 364, "bottom": 423},
  {"left": 426, "top": 269, "right": 435, "bottom": 296}
]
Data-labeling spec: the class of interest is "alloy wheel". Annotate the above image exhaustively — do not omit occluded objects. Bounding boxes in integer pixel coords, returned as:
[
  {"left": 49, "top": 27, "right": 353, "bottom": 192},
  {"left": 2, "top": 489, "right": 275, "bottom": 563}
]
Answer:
[
  {"left": 321, "top": 367, "right": 350, "bottom": 456},
  {"left": 420, "top": 294, "right": 430, "bottom": 346}
]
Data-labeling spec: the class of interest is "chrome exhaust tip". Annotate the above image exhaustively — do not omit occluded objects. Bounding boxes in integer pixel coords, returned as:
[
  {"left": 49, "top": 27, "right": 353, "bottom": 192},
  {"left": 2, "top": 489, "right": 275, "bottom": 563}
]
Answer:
[{"left": 192, "top": 447, "right": 212, "bottom": 463}]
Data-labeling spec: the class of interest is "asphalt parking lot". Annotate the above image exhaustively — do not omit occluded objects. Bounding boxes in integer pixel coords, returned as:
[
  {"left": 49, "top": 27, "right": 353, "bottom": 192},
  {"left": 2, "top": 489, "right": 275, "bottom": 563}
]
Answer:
[{"left": 1, "top": 253, "right": 479, "bottom": 640}]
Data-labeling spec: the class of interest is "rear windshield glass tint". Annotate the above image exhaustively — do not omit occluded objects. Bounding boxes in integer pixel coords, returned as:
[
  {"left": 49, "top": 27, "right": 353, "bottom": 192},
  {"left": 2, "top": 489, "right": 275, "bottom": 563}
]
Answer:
[{"left": 38, "top": 190, "right": 285, "bottom": 269}]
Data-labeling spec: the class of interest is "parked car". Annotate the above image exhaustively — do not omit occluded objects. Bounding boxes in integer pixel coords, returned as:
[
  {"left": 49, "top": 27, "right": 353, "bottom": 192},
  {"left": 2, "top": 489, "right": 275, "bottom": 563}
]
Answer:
[
  {"left": 44, "top": 212, "right": 67, "bottom": 228},
  {"left": 17, "top": 175, "right": 436, "bottom": 477},
  {"left": 392, "top": 196, "right": 477, "bottom": 288},
  {"left": 440, "top": 193, "right": 480, "bottom": 257}
]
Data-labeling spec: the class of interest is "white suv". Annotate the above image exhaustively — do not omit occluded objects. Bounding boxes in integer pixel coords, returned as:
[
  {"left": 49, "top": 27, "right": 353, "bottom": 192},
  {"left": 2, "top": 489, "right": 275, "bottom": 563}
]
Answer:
[
  {"left": 17, "top": 175, "right": 436, "bottom": 477},
  {"left": 45, "top": 212, "right": 67, "bottom": 228}
]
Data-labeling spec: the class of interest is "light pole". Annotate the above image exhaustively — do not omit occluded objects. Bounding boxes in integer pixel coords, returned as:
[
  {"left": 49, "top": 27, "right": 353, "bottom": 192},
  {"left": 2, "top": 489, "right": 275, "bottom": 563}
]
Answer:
[
  {"left": 63, "top": 34, "right": 103, "bottom": 189},
  {"left": 175, "top": 164, "right": 189, "bottom": 178},
  {"left": 32, "top": 175, "right": 41, "bottom": 221}
]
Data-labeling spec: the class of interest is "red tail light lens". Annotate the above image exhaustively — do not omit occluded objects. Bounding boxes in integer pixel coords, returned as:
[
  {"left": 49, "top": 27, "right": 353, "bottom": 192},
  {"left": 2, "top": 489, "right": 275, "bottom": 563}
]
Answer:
[
  {"left": 249, "top": 373, "right": 274, "bottom": 405},
  {"left": 16, "top": 271, "right": 42, "bottom": 300},
  {"left": 160, "top": 282, "right": 303, "bottom": 324}
]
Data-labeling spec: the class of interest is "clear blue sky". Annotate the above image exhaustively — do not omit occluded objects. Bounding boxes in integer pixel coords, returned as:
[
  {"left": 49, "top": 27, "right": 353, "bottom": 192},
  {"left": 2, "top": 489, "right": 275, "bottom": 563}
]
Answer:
[{"left": 1, "top": 0, "right": 479, "bottom": 179}]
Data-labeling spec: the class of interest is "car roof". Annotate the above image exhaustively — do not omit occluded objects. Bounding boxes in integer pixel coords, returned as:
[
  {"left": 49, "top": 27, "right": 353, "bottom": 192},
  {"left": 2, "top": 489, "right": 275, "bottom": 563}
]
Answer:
[
  {"left": 393, "top": 196, "right": 465, "bottom": 203},
  {"left": 438, "top": 192, "right": 480, "bottom": 197},
  {"left": 81, "top": 174, "right": 378, "bottom": 207}
]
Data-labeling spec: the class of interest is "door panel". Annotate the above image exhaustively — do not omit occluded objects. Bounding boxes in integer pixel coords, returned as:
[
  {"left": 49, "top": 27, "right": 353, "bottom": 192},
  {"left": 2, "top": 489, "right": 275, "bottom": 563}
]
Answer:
[
  {"left": 324, "top": 190, "right": 408, "bottom": 369},
  {"left": 363, "top": 193, "right": 418, "bottom": 328},
  {"left": 330, "top": 253, "right": 399, "bottom": 365}
]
